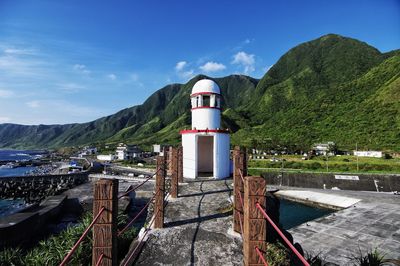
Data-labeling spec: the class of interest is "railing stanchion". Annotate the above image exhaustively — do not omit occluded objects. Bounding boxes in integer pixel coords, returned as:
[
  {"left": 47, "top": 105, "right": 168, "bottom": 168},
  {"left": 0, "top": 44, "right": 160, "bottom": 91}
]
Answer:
[
  {"left": 243, "top": 175, "right": 267, "bottom": 266},
  {"left": 233, "top": 146, "right": 246, "bottom": 234},
  {"left": 154, "top": 155, "right": 166, "bottom": 228},
  {"left": 170, "top": 147, "right": 179, "bottom": 198},
  {"left": 92, "top": 179, "right": 118, "bottom": 266},
  {"left": 178, "top": 145, "right": 183, "bottom": 183}
]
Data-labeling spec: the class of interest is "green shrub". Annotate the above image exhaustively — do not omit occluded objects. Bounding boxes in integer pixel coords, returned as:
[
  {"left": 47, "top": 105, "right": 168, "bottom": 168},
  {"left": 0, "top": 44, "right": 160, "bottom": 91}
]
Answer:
[
  {"left": 308, "top": 162, "right": 322, "bottom": 170},
  {"left": 0, "top": 247, "right": 23, "bottom": 266},
  {"left": 350, "top": 248, "right": 386, "bottom": 266},
  {"left": 263, "top": 242, "right": 290, "bottom": 266}
]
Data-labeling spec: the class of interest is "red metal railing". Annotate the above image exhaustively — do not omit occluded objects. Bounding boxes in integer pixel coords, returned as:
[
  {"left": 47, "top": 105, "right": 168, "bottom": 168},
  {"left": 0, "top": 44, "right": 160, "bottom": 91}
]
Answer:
[
  {"left": 238, "top": 168, "right": 245, "bottom": 183},
  {"left": 255, "top": 246, "right": 269, "bottom": 266},
  {"left": 118, "top": 168, "right": 162, "bottom": 199},
  {"left": 59, "top": 206, "right": 106, "bottom": 266},
  {"left": 255, "top": 202, "right": 310, "bottom": 266},
  {"left": 118, "top": 191, "right": 159, "bottom": 236},
  {"left": 95, "top": 253, "right": 105, "bottom": 266}
]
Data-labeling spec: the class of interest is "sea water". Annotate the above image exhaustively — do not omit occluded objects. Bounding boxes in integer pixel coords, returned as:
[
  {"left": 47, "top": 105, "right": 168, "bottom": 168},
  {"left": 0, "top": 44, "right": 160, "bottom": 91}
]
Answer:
[{"left": 0, "top": 150, "right": 42, "bottom": 216}]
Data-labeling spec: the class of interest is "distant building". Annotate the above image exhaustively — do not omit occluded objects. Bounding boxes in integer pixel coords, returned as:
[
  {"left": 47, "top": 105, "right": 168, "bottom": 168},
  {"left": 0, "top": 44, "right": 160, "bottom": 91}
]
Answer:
[
  {"left": 354, "top": 151, "right": 382, "bottom": 158},
  {"left": 116, "top": 143, "right": 142, "bottom": 160},
  {"left": 97, "top": 154, "right": 116, "bottom": 161},
  {"left": 79, "top": 146, "right": 97, "bottom": 157},
  {"left": 312, "top": 142, "right": 336, "bottom": 156},
  {"left": 153, "top": 144, "right": 161, "bottom": 153}
]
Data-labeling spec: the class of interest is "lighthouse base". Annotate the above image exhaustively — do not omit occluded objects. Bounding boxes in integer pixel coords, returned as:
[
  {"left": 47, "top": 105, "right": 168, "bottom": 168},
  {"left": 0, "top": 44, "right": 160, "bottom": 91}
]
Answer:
[{"left": 181, "top": 131, "right": 230, "bottom": 179}]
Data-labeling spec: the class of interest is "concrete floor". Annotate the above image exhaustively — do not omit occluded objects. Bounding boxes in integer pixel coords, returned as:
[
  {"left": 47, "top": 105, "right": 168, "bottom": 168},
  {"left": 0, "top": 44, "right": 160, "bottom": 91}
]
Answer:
[
  {"left": 271, "top": 186, "right": 400, "bottom": 265},
  {"left": 133, "top": 178, "right": 243, "bottom": 266}
]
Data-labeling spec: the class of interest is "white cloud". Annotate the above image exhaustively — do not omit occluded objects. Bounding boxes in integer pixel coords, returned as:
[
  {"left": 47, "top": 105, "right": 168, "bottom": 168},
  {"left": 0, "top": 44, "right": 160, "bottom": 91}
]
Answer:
[
  {"left": 232, "top": 51, "right": 255, "bottom": 74},
  {"left": 26, "top": 100, "right": 40, "bottom": 108},
  {"left": 181, "top": 69, "right": 194, "bottom": 79},
  {"left": 0, "top": 116, "right": 11, "bottom": 123},
  {"left": 174, "top": 60, "right": 194, "bottom": 79},
  {"left": 58, "top": 83, "right": 85, "bottom": 93},
  {"left": 107, "top": 73, "right": 117, "bottom": 80},
  {"left": 73, "top": 64, "right": 90, "bottom": 74},
  {"left": 0, "top": 89, "right": 14, "bottom": 98},
  {"left": 3, "top": 48, "right": 36, "bottom": 55},
  {"left": 130, "top": 73, "right": 139, "bottom": 81},
  {"left": 175, "top": 61, "right": 187, "bottom": 71},
  {"left": 199, "top": 61, "right": 226, "bottom": 73}
]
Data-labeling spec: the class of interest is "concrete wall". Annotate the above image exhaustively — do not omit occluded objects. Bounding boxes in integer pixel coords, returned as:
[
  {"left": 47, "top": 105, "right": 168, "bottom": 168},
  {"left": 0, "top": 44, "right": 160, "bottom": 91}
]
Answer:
[
  {"left": 214, "top": 133, "right": 230, "bottom": 179},
  {"left": 262, "top": 171, "right": 400, "bottom": 192},
  {"left": 0, "top": 172, "right": 88, "bottom": 203}
]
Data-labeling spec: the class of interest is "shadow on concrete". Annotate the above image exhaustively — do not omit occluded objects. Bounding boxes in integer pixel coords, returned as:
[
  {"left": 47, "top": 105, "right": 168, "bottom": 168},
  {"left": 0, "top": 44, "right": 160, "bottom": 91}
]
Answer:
[
  {"left": 178, "top": 188, "right": 232, "bottom": 198},
  {"left": 185, "top": 177, "right": 233, "bottom": 184}
]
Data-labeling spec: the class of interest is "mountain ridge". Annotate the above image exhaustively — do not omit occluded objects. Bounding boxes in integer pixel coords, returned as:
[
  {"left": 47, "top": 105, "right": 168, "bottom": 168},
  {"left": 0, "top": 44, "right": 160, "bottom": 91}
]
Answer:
[{"left": 1, "top": 34, "right": 399, "bottom": 151}]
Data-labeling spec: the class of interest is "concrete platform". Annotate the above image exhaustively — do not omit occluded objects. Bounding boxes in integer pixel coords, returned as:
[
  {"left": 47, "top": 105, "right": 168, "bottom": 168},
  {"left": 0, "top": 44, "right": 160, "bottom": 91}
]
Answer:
[
  {"left": 271, "top": 186, "right": 400, "bottom": 265},
  {"left": 132, "top": 179, "right": 243, "bottom": 266},
  {"left": 275, "top": 190, "right": 361, "bottom": 209}
]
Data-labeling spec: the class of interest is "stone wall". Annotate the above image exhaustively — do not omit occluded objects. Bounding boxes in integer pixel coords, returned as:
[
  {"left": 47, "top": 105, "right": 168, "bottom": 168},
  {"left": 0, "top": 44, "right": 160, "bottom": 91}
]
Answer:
[
  {"left": 262, "top": 171, "right": 400, "bottom": 192},
  {"left": 0, "top": 173, "right": 88, "bottom": 203}
]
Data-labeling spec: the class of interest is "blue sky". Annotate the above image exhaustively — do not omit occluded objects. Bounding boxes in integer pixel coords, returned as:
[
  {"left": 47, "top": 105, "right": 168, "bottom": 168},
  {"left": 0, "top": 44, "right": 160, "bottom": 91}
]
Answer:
[{"left": 0, "top": 0, "right": 399, "bottom": 125}]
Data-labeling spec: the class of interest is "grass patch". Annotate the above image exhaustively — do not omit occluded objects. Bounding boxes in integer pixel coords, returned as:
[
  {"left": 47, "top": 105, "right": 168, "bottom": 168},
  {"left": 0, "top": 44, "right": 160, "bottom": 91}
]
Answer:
[{"left": 0, "top": 211, "right": 139, "bottom": 266}]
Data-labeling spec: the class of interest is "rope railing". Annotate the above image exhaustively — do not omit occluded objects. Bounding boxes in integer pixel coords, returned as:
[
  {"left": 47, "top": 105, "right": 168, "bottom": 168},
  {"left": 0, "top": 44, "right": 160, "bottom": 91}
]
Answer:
[
  {"left": 255, "top": 202, "right": 310, "bottom": 266},
  {"left": 94, "top": 253, "right": 105, "bottom": 266},
  {"left": 117, "top": 162, "right": 168, "bottom": 199},
  {"left": 59, "top": 206, "right": 106, "bottom": 266},
  {"left": 238, "top": 168, "right": 245, "bottom": 183},
  {"left": 122, "top": 209, "right": 160, "bottom": 266},
  {"left": 255, "top": 246, "right": 269, "bottom": 266},
  {"left": 236, "top": 190, "right": 245, "bottom": 238},
  {"left": 118, "top": 191, "right": 159, "bottom": 236}
]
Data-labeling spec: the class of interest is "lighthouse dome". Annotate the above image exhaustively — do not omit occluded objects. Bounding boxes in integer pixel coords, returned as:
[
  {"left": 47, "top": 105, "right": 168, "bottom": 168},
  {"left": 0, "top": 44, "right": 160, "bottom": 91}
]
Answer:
[{"left": 191, "top": 79, "right": 220, "bottom": 95}]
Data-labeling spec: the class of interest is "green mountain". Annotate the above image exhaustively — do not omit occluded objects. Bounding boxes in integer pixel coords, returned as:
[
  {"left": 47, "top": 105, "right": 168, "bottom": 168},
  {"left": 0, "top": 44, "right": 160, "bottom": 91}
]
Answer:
[{"left": 0, "top": 34, "right": 399, "bottom": 151}]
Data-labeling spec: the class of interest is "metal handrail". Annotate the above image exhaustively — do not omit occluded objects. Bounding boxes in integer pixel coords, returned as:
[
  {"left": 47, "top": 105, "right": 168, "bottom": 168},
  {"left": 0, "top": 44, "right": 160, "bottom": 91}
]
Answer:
[
  {"left": 255, "top": 246, "right": 269, "bottom": 266},
  {"left": 255, "top": 202, "right": 310, "bottom": 266},
  {"left": 59, "top": 206, "right": 106, "bottom": 266}
]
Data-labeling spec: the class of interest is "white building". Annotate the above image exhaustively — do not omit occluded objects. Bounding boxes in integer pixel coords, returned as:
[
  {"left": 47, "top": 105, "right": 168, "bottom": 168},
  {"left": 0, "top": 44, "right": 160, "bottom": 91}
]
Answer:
[
  {"left": 116, "top": 143, "right": 142, "bottom": 160},
  {"left": 354, "top": 151, "right": 383, "bottom": 158},
  {"left": 180, "top": 79, "right": 230, "bottom": 179},
  {"left": 313, "top": 142, "right": 336, "bottom": 156},
  {"left": 97, "top": 154, "right": 116, "bottom": 161}
]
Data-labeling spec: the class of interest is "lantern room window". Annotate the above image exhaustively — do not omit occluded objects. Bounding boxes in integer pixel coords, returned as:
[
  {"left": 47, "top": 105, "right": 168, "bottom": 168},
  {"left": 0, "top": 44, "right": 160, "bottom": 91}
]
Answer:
[{"left": 203, "top": 95, "right": 210, "bottom": 107}]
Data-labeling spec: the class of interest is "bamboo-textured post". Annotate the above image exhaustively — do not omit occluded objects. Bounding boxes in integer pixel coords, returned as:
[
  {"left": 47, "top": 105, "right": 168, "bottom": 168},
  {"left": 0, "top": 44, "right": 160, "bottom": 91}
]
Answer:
[
  {"left": 170, "top": 147, "right": 178, "bottom": 198},
  {"left": 154, "top": 156, "right": 166, "bottom": 228},
  {"left": 93, "top": 179, "right": 118, "bottom": 266},
  {"left": 233, "top": 146, "right": 247, "bottom": 234},
  {"left": 177, "top": 146, "right": 183, "bottom": 183},
  {"left": 243, "top": 176, "right": 267, "bottom": 266}
]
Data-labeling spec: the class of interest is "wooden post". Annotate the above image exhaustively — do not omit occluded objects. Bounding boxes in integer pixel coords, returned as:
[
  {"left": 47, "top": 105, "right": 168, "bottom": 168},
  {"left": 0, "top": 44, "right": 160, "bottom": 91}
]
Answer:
[
  {"left": 177, "top": 146, "right": 183, "bottom": 183},
  {"left": 93, "top": 179, "right": 118, "bottom": 266},
  {"left": 243, "top": 176, "right": 267, "bottom": 266},
  {"left": 233, "top": 146, "right": 247, "bottom": 234},
  {"left": 170, "top": 147, "right": 178, "bottom": 198},
  {"left": 154, "top": 156, "right": 166, "bottom": 228}
]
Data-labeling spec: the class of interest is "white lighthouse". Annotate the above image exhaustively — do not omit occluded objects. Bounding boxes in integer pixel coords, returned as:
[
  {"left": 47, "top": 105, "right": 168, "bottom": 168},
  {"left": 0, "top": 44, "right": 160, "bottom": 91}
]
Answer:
[{"left": 180, "top": 79, "right": 230, "bottom": 179}]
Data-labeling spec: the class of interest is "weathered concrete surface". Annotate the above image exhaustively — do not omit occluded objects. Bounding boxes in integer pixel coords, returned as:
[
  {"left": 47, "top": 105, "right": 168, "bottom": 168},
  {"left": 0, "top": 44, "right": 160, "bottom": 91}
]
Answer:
[
  {"left": 270, "top": 186, "right": 400, "bottom": 265},
  {"left": 275, "top": 190, "right": 361, "bottom": 210},
  {"left": 133, "top": 179, "right": 243, "bottom": 266}
]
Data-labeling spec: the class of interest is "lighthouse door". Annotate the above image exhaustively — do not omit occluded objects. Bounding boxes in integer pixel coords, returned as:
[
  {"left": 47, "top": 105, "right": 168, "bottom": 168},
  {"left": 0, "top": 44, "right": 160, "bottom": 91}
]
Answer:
[{"left": 197, "top": 136, "right": 214, "bottom": 177}]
